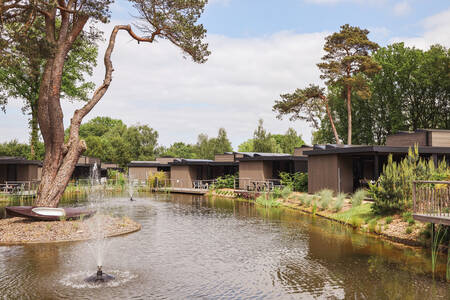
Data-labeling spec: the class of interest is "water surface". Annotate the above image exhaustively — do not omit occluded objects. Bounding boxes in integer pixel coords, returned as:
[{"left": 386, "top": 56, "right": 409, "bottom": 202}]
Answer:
[{"left": 0, "top": 193, "right": 448, "bottom": 299}]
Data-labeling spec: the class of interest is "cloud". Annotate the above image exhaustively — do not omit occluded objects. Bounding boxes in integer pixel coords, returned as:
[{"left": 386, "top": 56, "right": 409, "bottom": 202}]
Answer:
[
  {"left": 390, "top": 8, "right": 450, "bottom": 49},
  {"left": 305, "top": 0, "right": 386, "bottom": 5},
  {"left": 393, "top": 1, "right": 412, "bottom": 16},
  {"left": 0, "top": 23, "right": 327, "bottom": 148}
]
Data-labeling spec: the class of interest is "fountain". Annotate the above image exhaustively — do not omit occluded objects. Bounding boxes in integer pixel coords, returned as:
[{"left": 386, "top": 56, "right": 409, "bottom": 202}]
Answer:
[
  {"left": 128, "top": 178, "right": 136, "bottom": 201},
  {"left": 84, "top": 162, "right": 115, "bottom": 283}
]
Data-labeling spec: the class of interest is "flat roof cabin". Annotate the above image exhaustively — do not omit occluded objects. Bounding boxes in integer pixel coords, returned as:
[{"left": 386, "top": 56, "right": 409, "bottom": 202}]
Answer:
[
  {"left": 128, "top": 158, "right": 175, "bottom": 181},
  {"left": 0, "top": 156, "right": 42, "bottom": 184},
  {"left": 305, "top": 129, "right": 450, "bottom": 194}
]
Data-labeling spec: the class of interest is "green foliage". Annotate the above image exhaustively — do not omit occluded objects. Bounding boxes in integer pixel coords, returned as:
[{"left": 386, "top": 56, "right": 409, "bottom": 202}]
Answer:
[
  {"left": 402, "top": 211, "right": 412, "bottom": 222},
  {"left": 148, "top": 171, "right": 168, "bottom": 188},
  {"left": 272, "top": 187, "right": 283, "bottom": 199},
  {"left": 385, "top": 216, "right": 393, "bottom": 224},
  {"left": 0, "top": 140, "right": 44, "bottom": 160},
  {"left": 0, "top": 17, "right": 98, "bottom": 159},
  {"left": 313, "top": 43, "right": 450, "bottom": 145},
  {"left": 351, "top": 189, "right": 366, "bottom": 207},
  {"left": 76, "top": 117, "right": 159, "bottom": 167},
  {"left": 350, "top": 216, "right": 364, "bottom": 228},
  {"left": 368, "top": 219, "right": 378, "bottom": 233},
  {"left": 279, "top": 172, "right": 308, "bottom": 192},
  {"left": 333, "top": 193, "right": 346, "bottom": 212},
  {"left": 158, "top": 142, "right": 198, "bottom": 159},
  {"left": 280, "top": 186, "right": 292, "bottom": 199},
  {"left": 107, "top": 170, "right": 126, "bottom": 186},
  {"left": 369, "top": 146, "right": 450, "bottom": 214},
  {"left": 252, "top": 119, "right": 281, "bottom": 153},
  {"left": 239, "top": 123, "right": 305, "bottom": 154},
  {"left": 318, "top": 189, "right": 333, "bottom": 210},
  {"left": 255, "top": 193, "right": 281, "bottom": 208},
  {"left": 213, "top": 174, "right": 237, "bottom": 189},
  {"left": 408, "top": 218, "right": 415, "bottom": 226},
  {"left": 271, "top": 128, "right": 305, "bottom": 154}
]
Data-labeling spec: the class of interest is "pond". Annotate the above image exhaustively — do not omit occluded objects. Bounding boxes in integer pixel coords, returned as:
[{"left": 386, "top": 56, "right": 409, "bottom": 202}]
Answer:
[{"left": 0, "top": 193, "right": 449, "bottom": 299}]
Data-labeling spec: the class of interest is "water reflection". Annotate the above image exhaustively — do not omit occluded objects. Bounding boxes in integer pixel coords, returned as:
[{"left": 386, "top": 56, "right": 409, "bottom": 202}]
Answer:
[{"left": 0, "top": 193, "right": 449, "bottom": 299}]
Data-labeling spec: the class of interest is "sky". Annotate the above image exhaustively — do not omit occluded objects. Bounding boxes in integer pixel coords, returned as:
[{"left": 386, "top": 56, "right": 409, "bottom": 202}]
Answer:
[{"left": 1, "top": 0, "right": 449, "bottom": 150}]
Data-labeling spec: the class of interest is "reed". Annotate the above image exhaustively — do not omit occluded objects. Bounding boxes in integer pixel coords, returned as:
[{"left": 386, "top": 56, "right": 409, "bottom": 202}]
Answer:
[
  {"left": 351, "top": 189, "right": 366, "bottom": 207},
  {"left": 318, "top": 189, "right": 333, "bottom": 210},
  {"left": 431, "top": 225, "right": 447, "bottom": 279},
  {"left": 332, "top": 193, "right": 346, "bottom": 212}
]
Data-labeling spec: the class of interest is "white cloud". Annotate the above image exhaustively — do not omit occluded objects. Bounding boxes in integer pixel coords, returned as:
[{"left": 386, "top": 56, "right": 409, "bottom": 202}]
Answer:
[
  {"left": 393, "top": 1, "right": 412, "bottom": 16},
  {"left": 391, "top": 8, "right": 450, "bottom": 49},
  {"left": 0, "top": 23, "right": 327, "bottom": 148}
]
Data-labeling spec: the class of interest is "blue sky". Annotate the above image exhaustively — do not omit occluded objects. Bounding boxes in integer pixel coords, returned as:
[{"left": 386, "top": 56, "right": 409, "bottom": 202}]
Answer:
[{"left": 1, "top": 0, "right": 449, "bottom": 149}]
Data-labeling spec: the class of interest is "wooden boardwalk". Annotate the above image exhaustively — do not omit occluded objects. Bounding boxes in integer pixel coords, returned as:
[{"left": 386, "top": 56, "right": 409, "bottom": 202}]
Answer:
[
  {"left": 153, "top": 187, "right": 209, "bottom": 195},
  {"left": 413, "top": 214, "right": 450, "bottom": 226},
  {"left": 412, "top": 180, "right": 450, "bottom": 225}
]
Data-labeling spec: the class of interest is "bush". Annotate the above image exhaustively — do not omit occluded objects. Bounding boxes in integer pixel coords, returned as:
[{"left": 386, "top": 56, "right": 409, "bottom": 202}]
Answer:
[
  {"left": 408, "top": 218, "right": 415, "bottom": 226},
  {"left": 369, "top": 146, "right": 450, "bottom": 214},
  {"left": 352, "top": 189, "right": 366, "bottom": 207},
  {"left": 148, "top": 171, "right": 168, "bottom": 188},
  {"left": 406, "top": 227, "right": 413, "bottom": 234},
  {"left": 318, "top": 189, "right": 333, "bottom": 210},
  {"left": 385, "top": 216, "right": 393, "bottom": 224},
  {"left": 279, "top": 172, "right": 308, "bottom": 192},
  {"left": 402, "top": 211, "right": 412, "bottom": 221},
  {"left": 213, "top": 174, "right": 237, "bottom": 189}
]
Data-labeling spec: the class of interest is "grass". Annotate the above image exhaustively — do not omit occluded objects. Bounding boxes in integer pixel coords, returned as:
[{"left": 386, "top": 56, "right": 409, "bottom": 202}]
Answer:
[
  {"left": 431, "top": 225, "right": 447, "bottom": 278},
  {"left": 332, "top": 193, "right": 346, "bottom": 212},
  {"left": 385, "top": 216, "right": 393, "bottom": 224},
  {"left": 402, "top": 211, "right": 412, "bottom": 222},
  {"left": 318, "top": 189, "right": 333, "bottom": 210},
  {"left": 368, "top": 219, "right": 378, "bottom": 233},
  {"left": 351, "top": 189, "right": 366, "bottom": 207},
  {"left": 281, "top": 186, "right": 293, "bottom": 199},
  {"left": 405, "top": 227, "right": 413, "bottom": 234},
  {"left": 255, "top": 193, "right": 281, "bottom": 208},
  {"left": 333, "top": 203, "right": 374, "bottom": 223}
]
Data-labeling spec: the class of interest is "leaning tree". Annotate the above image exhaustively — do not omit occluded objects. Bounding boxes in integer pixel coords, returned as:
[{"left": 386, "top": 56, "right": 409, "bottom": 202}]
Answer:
[{"left": 0, "top": 0, "right": 210, "bottom": 207}]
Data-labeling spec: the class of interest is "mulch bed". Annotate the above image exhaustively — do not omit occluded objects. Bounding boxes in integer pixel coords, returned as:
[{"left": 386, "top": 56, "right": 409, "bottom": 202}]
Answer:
[{"left": 0, "top": 215, "right": 141, "bottom": 245}]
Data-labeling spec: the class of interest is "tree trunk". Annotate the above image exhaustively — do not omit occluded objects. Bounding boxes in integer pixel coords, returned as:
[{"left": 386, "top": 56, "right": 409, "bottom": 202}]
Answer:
[
  {"left": 326, "top": 103, "right": 341, "bottom": 144},
  {"left": 34, "top": 24, "right": 154, "bottom": 207},
  {"left": 29, "top": 101, "right": 39, "bottom": 160},
  {"left": 346, "top": 85, "right": 352, "bottom": 145}
]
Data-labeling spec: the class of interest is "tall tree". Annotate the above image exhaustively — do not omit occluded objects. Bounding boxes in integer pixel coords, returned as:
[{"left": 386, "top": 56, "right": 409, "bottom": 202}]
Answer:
[
  {"left": 0, "top": 0, "right": 209, "bottom": 207},
  {"left": 272, "top": 128, "right": 305, "bottom": 154},
  {"left": 317, "top": 24, "right": 380, "bottom": 144},
  {"left": 273, "top": 84, "right": 341, "bottom": 143},
  {"left": 252, "top": 119, "right": 280, "bottom": 153},
  {"left": 0, "top": 17, "right": 97, "bottom": 159}
]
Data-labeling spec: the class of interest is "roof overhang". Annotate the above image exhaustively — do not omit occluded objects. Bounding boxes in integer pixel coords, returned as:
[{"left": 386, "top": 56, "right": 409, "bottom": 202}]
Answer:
[{"left": 304, "top": 146, "right": 450, "bottom": 156}]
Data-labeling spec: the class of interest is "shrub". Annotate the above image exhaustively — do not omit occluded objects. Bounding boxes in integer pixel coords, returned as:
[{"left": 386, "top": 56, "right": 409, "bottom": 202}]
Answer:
[
  {"left": 318, "top": 189, "right": 333, "bottom": 210},
  {"left": 279, "top": 172, "right": 308, "bottom": 192},
  {"left": 213, "top": 174, "right": 237, "bottom": 189},
  {"left": 351, "top": 189, "right": 366, "bottom": 207},
  {"left": 350, "top": 216, "right": 364, "bottom": 228},
  {"left": 369, "top": 146, "right": 450, "bottom": 214},
  {"left": 402, "top": 211, "right": 412, "bottom": 222},
  {"left": 333, "top": 193, "right": 346, "bottom": 212},
  {"left": 406, "top": 227, "right": 413, "bottom": 234},
  {"left": 385, "top": 216, "right": 393, "bottom": 224},
  {"left": 148, "top": 171, "right": 168, "bottom": 188},
  {"left": 408, "top": 218, "right": 415, "bottom": 226}
]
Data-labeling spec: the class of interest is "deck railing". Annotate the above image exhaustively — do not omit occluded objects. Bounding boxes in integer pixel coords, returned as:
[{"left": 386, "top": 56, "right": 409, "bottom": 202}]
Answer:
[{"left": 412, "top": 180, "right": 450, "bottom": 217}]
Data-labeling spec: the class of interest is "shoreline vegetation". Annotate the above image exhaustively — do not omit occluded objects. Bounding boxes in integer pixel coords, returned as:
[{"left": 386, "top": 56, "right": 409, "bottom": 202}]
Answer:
[{"left": 210, "top": 188, "right": 431, "bottom": 248}]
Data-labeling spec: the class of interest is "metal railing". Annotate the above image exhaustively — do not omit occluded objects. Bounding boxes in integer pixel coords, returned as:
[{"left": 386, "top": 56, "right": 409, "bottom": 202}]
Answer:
[
  {"left": 0, "top": 180, "right": 40, "bottom": 196},
  {"left": 413, "top": 180, "right": 450, "bottom": 217}
]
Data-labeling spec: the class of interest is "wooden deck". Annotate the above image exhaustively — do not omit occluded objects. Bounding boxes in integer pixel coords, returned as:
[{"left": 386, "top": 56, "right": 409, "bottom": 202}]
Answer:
[
  {"left": 153, "top": 187, "right": 209, "bottom": 195},
  {"left": 413, "top": 214, "right": 450, "bottom": 226}
]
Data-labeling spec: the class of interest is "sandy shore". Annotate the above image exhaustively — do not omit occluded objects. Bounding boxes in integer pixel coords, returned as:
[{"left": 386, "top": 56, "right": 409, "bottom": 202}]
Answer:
[{"left": 0, "top": 214, "right": 141, "bottom": 245}]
